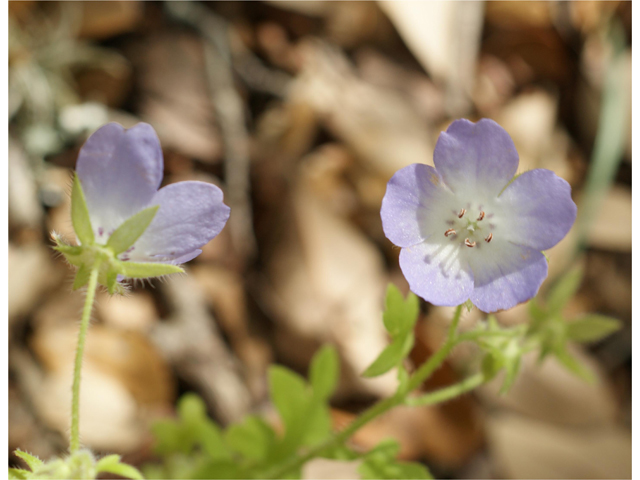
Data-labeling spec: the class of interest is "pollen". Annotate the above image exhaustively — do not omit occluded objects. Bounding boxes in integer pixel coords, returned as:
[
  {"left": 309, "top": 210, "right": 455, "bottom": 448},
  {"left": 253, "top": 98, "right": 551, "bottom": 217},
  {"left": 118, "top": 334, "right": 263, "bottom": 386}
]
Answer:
[
  {"left": 477, "top": 211, "right": 485, "bottom": 221},
  {"left": 458, "top": 208, "right": 466, "bottom": 218},
  {"left": 464, "top": 238, "right": 476, "bottom": 247},
  {"left": 485, "top": 233, "right": 493, "bottom": 243},
  {"left": 444, "top": 228, "right": 456, "bottom": 237}
]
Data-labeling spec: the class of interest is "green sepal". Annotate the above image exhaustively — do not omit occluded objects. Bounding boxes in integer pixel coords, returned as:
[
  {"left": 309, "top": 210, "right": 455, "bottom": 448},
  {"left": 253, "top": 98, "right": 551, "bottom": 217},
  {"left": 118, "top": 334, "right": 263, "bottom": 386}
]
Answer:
[
  {"left": 547, "top": 266, "right": 583, "bottom": 314},
  {"left": 8, "top": 468, "right": 29, "bottom": 479},
  {"left": 118, "top": 261, "right": 184, "bottom": 279},
  {"left": 71, "top": 174, "right": 95, "bottom": 246},
  {"left": 72, "top": 263, "right": 91, "bottom": 290},
  {"left": 95, "top": 455, "right": 143, "bottom": 480},
  {"left": 362, "top": 333, "right": 414, "bottom": 378},
  {"left": 14, "top": 450, "right": 43, "bottom": 471},
  {"left": 106, "top": 269, "right": 119, "bottom": 295},
  {"left": 309, "top": 345, "right": 339, "bottom": 400},
  {"left": 566, "top": 315, "right": 622, "bottom": 343},
  {"left": 554, "top": 347, "right": 596, "bottom": 383},
  {"left": 107, "top": 205, "right": 159, "bottom": 255}
]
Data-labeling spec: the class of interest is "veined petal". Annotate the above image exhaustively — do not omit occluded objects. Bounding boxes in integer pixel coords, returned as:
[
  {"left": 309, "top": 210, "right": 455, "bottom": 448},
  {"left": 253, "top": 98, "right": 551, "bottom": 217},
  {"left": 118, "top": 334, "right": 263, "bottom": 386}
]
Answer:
[
  {"left": 498, "top": 169, "right": 577, "bottom": 251},
  {"left": 127, "top": 181, "right": 230, "bottom": 262},
  {"left": 469, "top": 240, "right": 548, "bottom": 313},
  {"left": 399, "top": 240, "right": 474, "bottom": 306},
  {"left": 381, "top": 164, "right": 457, "bottom": 248},
  {"left": 434, "top": 119, "right": 519, "bottom": 199},
  {"left": 76, "top": 123, "right": 163, "bottom": 237}
]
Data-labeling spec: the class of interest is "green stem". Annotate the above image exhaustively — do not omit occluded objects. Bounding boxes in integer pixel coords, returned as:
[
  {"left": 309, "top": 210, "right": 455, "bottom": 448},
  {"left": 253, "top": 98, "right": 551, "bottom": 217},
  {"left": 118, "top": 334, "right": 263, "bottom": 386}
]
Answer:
[
  {"left": 265, "top": 305, "right": 464, "bottom": 479},
  {"left": 405, "top": 373, "right": 485, "bottom": 407},
  {"left": 69, "top": 260, "right": 102, "bottom": 453}
]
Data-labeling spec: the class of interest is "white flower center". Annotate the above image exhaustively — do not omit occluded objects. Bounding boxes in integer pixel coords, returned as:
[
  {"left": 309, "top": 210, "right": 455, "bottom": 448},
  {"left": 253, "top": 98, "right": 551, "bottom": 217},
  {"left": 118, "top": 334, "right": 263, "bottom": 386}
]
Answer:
[{"left": 443, "top": 205, "right": 495, "bottom": 248}]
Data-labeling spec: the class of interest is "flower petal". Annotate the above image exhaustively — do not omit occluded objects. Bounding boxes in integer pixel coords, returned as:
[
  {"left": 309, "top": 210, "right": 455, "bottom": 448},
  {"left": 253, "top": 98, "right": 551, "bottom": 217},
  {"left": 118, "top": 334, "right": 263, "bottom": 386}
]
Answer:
[
  {"left": 469, "top": 240, "right": 548, "bottom": 313},
  {"left": 381, "top": 164, "right": 457, "bottom": 248},
  {"left": 399, "top": 240, "right": 474, "bottom": 306},
  {"left": 498, "top": 169, "right": 577, "bottom": 251},
  {"left": 128, "top": 181, "right": 230, "bottom": 262},
  {"left": 76, "top": 123, "right": 163, "bottom": 236},
  {"left": 434, "top": 119, "right": 519, "bottom": 198}
]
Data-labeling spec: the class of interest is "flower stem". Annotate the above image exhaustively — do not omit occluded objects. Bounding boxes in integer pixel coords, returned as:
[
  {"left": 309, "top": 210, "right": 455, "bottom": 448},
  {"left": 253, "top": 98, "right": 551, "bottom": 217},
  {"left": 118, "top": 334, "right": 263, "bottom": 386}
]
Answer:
[
  {"left": 265, "top": 304, "right": 465, "bottom": 479},
  {"left": 405, "top": 373, "right": 485, "bottom": 407},
  {"left": 69, "top": 260, "right": 102, "bottom": 453}
]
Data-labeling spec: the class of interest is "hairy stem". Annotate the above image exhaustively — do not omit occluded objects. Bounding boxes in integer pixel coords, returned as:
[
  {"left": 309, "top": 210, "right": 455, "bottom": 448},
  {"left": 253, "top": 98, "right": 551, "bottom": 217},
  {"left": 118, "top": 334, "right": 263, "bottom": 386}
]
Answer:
[
  {"left": 265, "top": 304, "right": 465, "bottom": 479},
  {"left": 70, "top": 260, "right": 101, "bottom": 453},
  {"left": 405, "top": 373, "right": 485, "bottom": 407}
]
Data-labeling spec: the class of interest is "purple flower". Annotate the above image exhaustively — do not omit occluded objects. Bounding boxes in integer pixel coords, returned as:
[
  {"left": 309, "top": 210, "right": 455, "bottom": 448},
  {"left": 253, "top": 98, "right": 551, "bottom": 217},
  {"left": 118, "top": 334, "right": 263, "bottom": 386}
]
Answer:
[
  {"left": 380, "top": 119, "right": 577, "bottom": 313},
  {"left": 76, "top": 122, "right": 230, "bottom": 266}
]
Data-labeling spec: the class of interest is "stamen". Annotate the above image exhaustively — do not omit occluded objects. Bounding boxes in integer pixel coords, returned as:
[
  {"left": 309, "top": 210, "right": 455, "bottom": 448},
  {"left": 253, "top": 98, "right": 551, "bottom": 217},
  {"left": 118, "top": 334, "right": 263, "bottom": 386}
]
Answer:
[
  {"left": 477, "top": 211, "right": 485, "bottom": 221},
  {"left": 485, "top": 233, "right": 493, "bottom": 243},
  {"left": 444, "top": 228, "right": 456, "bottom": 237},
  {"left": 465, "top": 238, "right": 476, "bottom": 247},
  {"left": 458, "top": 208, "right": 466, "bottom": 218}
]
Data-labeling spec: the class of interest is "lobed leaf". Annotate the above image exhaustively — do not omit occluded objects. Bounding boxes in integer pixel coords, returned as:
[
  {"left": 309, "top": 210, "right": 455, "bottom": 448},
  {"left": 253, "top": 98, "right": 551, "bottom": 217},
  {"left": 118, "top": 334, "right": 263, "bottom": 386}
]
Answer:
[
  {"left": 383, "top": 284, "right": 419, "bottom": 337},
  {"left": 362, "top": 333, "right": 414, "bottom": 378},
  {"left": 310, "top": 345, "right": 339, "bottom": 400}
]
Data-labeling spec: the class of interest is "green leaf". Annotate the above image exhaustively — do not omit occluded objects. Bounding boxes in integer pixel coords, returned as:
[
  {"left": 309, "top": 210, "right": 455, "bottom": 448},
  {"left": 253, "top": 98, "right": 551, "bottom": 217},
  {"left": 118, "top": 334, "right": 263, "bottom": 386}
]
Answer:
[
  {"left": 14, "top": 451, "right": 43, "bottom": 471},
  {"left": 383, "top": 284, "right": 419, "bottom": 337},
  {"left": 225, "top": 416, "right": 275, "bottom": 461},
  {"left": 191, "top": 460, "right": 244, "bottom": 479},
  {"left": 152, "top": 419, "right": 189, "bottom": 454},
  {"left": 96, "top": 455, "right": 143, "bottom": 480},
  {"left": 118, "top": 261, "right": 184, "bottom": 279},
  {"left": 269, "top": 366, "right": 310, "bottom": 430},
  {"left": 107, "top": 206, "right": 159, "bottom": 255},
  {"left": 359, "top": 439, "right": 433, "bottom": 479},
  {"left": 362, "top": 333, "right": 414, "bottom": 378},
  {"left": 310, "top": 345, "right": 339, "bottom": 400},
  {"left": 547, "top": 266, "right": 583, "bottom": 314},
  {"left": 566, "top": 315, "right": 622, "bottom": 343},
  {"left": 71, "top": 174, "right": 95, "bottom": 245},
  {"left": 8, "top": 468, "right": 29, "bottom": 479},
  {"left": 302, "top": 403, "right": 332, "bottom": 446},
  {"left": 178, "top": 393, "right": 208, "bottom": 423},
  {"left": 177, "top": 393, "right": 230, "bottom": 460}
]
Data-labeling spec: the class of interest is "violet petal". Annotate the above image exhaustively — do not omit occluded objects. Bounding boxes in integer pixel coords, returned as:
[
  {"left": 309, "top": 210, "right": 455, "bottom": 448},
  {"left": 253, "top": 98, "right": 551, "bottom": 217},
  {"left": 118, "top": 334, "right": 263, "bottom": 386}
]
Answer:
[
  {"left": 129, "top": 181, "right": 230, "bottom": 261},
  {"left": 76, "top": 123, "right": 163, "bottom": 234},
  {"left": 469, "top": 241, "right": 548, "bottom": 312},
  {"left": 498, "top": 169, "right": 577, "bottom": 251},
  {"left": 399, "top": 240, "right": 474, "bottom": 306},
  {"left": 434, "top": 119, "right": 519, "bottom": 198}
]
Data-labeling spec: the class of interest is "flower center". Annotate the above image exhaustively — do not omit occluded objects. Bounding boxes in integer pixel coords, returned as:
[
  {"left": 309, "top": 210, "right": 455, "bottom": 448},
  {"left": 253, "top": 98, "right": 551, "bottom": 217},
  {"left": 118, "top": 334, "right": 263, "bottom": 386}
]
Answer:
[{"left": 443, "top": 206, "right": 494, "bottom": 248}]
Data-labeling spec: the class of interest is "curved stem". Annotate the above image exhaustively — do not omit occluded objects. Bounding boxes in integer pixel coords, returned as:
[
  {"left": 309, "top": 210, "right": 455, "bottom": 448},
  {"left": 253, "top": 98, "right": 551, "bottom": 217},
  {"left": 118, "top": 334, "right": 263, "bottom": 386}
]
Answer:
[
  {"left": 69, "top": 260, "right": 102, "bottom": 453},
  {"left": 265, "top": 304, "right": 464, "bottom": 479},
  {"left": 405, "top": 373, "right": 485, "bottom": 407}
]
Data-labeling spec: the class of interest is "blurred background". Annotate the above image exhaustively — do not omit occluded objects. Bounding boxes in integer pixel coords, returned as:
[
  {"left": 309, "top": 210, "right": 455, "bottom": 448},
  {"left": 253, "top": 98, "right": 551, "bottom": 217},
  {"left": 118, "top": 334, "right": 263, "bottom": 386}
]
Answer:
[{"left": 8, "top": 1, "right": 631, "bottom": 478}]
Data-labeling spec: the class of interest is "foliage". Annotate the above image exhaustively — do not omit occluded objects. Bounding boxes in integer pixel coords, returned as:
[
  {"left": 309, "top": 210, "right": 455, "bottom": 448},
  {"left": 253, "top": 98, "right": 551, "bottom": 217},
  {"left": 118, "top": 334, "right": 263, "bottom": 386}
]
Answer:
[{"left": 9, "top": 449, "right": 142, "bottom": 480}]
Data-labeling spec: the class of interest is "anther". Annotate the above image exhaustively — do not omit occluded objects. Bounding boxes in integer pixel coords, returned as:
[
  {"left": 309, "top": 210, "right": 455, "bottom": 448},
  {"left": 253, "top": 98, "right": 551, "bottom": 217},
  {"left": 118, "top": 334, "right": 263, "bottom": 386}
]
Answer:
[
  {"left": 477, "top": 211, "right": 485, "bottom": 221},
  {"left": 465, "top": 238, "right": 476, "bottom": 247},
  {"left": 485, "top": 233, "right": 493, "bottom": 243},
  {"left": 458, "top": 208, "right": 466, "bottom": 218},
  {"left": 444, "top": 229, "right": 456, "bottom": 237}
]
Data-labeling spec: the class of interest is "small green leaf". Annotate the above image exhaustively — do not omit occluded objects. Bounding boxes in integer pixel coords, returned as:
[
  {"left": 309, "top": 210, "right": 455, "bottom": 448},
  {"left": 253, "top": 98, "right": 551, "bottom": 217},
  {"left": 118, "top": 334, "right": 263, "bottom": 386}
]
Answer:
[
  {"left": 566, "top": 315, "right": 622, "bottom": 343},
  {"left": 310, "top": 345, "right": 339, "bottom": 400},
  {"left": 71, "top": 174, "right": 95, "bottom": 245},
  {"left": 269, "top": 366, "right": 310, "bottom": 430},
  {"left": 178, "top": 393, "right": 208, "bottom": 423},
  {"left": 118, "top": 261, "right": 184, "bottom": 279},
  {"left": 14, "top": 450, "right": 43, "bottom": 471},
  {"left": 107, "top": 206, "right": 159, "bottom": 255},
  {"left": 72, "top": 263, "right": 91, "bottom": 290},
  {"left": 362, "top": 333, "right": 414, "bottom": 378},
  {"left": 225, "top": 415, "right": 275, "bottom": 460},
  {"left": 302, "top": 403, "right": 332, "bottom": 446},
  {"left": 383, "top": 284, "right": 419, "bottom": 337},
  {"left": 547, "top": 266, "right": 583, "bottom": 314},
  {"left": 359, "top": 439, "right": 433, "bottom": 479}
]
